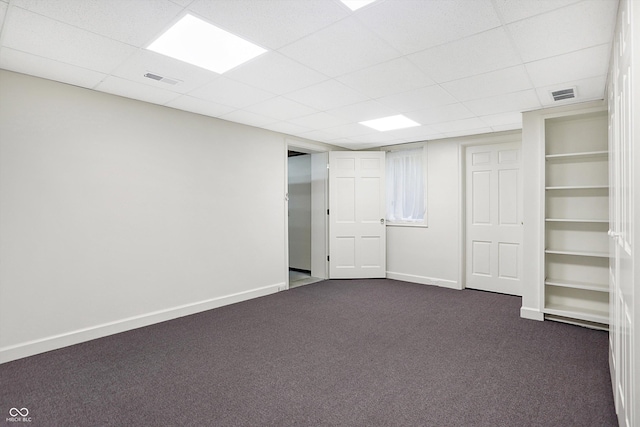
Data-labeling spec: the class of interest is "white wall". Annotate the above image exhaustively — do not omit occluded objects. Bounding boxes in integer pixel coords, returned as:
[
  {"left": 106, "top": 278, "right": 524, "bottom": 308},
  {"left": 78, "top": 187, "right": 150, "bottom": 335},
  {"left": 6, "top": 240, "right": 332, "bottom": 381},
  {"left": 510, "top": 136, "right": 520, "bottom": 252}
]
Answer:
[
  {"left": 288, "top": 155, "right": 311, "bottom": 271},
  {"left": 0, "top": 70, "right": 314, "bottom": 362},
  {"left": 385, "top": 131, "right": 523, "bottom": 291},
  {"left": 386, "top": 139, "right": 461, "bottom": 288}
]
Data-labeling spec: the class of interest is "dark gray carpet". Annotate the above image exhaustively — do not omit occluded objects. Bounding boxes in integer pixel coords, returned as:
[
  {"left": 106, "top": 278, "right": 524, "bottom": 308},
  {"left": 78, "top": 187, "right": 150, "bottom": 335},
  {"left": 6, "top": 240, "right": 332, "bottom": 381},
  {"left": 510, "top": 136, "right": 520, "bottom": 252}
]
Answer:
[{"left": 0, "top": 279, "right": 617, "bottom": 426}]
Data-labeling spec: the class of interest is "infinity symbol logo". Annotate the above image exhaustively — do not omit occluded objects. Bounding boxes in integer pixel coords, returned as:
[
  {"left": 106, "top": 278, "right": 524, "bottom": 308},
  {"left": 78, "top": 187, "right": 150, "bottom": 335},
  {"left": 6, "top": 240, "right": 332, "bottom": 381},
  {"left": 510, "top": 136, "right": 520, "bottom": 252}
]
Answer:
[{"left": 9, "top": 408, "right": 29, "bottom": 417}]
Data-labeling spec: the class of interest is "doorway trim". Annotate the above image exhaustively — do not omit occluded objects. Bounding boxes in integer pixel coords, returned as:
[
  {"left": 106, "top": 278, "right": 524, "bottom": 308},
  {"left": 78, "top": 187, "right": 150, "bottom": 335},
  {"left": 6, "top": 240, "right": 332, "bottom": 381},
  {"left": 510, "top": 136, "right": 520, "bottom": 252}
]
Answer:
[{"left": 285, "top": 138, "right": 330, "bottom": 290}]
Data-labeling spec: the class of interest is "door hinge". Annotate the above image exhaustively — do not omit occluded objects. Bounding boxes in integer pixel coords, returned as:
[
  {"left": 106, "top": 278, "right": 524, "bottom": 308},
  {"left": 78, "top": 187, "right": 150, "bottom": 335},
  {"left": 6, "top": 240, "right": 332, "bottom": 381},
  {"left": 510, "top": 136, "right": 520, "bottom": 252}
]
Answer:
[
  {"left": 327, "top": 255, "right": 330, "bottom": 262},
  {"left": 327, "top": 209, "right": 329, "bottom": 215}
]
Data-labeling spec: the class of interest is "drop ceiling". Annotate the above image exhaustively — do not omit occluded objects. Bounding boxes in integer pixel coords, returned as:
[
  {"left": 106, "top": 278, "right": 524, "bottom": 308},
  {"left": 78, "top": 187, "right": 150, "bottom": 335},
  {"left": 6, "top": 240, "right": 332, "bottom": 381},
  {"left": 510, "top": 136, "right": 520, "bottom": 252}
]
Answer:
[{"left": 0, "top": 0, "right": 619, "bottom": 149}]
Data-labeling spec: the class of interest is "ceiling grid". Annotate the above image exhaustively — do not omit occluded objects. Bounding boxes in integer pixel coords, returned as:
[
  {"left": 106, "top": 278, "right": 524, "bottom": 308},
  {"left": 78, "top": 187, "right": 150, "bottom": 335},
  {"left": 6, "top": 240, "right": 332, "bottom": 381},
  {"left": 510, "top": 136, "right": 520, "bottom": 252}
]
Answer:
[{"left": 0, "top": 0, "right": 619, "bottom": 149}]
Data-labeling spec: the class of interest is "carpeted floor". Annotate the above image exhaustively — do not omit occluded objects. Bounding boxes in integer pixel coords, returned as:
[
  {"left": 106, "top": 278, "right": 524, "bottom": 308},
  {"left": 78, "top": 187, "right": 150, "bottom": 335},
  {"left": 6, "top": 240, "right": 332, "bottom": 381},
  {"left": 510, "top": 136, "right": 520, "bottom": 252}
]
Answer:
[{"left": 0, "top": 279, "right": 617, "bottom": 426}]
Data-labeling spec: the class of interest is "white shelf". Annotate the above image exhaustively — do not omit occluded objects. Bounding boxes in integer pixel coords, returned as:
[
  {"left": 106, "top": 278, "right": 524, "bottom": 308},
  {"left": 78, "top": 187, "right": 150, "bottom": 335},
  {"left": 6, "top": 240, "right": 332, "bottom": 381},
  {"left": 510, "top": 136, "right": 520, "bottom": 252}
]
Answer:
[
  {"left": 544, "top": 304, "right": 608, "bottom": 324},
  {"left": 542, "top": 109, "right": 609, "bottom": 330},
  {"left": 545, "top": 185, "right": 608, "bottom": 190},
  {"left": 545, "top": 249, "right": 609, "bottom": 258},
  {"left": 545, "top": 218, "right": 608, "bottom": 223},
  {"left": 545, "top": 150, "right": 608, "bottom": 160},
  {"left": 545, "top": 278, "right": 609, "bottom": 293}
]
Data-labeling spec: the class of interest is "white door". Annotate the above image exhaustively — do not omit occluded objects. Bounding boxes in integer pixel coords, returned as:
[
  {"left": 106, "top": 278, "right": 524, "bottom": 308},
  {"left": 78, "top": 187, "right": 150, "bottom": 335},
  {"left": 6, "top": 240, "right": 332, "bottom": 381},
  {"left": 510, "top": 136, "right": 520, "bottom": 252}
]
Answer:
[
  {"left": 610, "top": 84, "right": 634, "bottom": 427},
  {"left": 608, "top": 2, "right": 635, "bottom": 423},
  {"left": 329, "top": 151, "right": 386, "bottom": 279},
  {"left": 465, "top": 142, "right": 523, "bottom": 295}
]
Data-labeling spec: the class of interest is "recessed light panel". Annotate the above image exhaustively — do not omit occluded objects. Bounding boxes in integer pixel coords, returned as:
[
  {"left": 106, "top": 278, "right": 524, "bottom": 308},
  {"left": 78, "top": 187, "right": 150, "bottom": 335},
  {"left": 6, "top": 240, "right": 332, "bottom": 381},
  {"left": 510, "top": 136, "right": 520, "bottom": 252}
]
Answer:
[
  {"left": 360, "top": 115, "right": 421, "bottom": 131},
  {"left": 147, "top": 14, "right": 267, "bottom": 74},
  {"left": 340, "top": 0, "right": 378, "bottom": 11}
]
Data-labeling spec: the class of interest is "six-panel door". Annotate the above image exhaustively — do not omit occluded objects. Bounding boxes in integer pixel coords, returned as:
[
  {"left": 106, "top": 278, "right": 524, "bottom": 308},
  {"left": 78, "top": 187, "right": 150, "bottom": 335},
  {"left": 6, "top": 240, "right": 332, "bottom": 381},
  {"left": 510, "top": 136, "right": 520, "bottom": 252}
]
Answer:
[
  {"left": 329, "top": 151, "right": 386, "bottom": 279},
  {"left": 465, "top": 142, "right": 523, "bottom": 296}
]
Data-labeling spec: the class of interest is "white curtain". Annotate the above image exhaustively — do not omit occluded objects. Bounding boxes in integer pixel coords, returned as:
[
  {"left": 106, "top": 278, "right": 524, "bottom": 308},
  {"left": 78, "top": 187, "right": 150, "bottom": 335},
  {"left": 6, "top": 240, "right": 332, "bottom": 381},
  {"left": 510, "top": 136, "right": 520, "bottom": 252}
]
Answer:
[{"left": 386, "top": 147, "right": 426, "bottom": 223}]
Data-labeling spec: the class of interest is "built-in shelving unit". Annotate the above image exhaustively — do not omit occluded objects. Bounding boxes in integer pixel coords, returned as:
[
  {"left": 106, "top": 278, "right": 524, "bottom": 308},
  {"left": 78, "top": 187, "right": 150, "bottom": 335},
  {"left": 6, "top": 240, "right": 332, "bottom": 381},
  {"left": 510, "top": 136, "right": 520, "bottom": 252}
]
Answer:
[
  {"left": 545, "top": 185, "right": 608, "bottom": 190},
  {"left": 543, "top": 110, "right": 609, "bottom": 328},
  {"left": 545, "top": 219, "right": 608, "bottom": 223}
]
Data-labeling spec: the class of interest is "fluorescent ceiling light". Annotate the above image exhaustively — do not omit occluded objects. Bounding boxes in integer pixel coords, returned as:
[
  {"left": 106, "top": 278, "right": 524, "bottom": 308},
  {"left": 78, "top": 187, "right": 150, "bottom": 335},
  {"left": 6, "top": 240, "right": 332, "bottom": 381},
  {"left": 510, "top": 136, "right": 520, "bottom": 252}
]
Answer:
[
  {"left": 360, "top": 115, "right": 421, "bottom": 132},
  {"left": 340, "top": 0, "right": 378, "bottom": 11},
  {"left": 147, "top": 14, "right": 267, "bottom": 74}
]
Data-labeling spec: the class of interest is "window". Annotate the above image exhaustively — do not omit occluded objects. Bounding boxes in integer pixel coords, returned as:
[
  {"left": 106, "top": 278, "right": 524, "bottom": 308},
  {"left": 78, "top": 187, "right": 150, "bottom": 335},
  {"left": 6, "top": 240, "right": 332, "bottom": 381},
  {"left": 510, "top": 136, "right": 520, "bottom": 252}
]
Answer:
[{"left": 386, "top": 147, "right": 426, "bottom": 225}]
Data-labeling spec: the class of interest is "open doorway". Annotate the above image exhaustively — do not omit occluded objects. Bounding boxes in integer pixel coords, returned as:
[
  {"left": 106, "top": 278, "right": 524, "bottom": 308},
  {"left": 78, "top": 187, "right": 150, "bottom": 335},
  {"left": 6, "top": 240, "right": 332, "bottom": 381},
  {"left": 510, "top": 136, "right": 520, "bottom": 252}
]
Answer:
[{"left": 286, "top": 146, "right": 328, "bottom": 289}]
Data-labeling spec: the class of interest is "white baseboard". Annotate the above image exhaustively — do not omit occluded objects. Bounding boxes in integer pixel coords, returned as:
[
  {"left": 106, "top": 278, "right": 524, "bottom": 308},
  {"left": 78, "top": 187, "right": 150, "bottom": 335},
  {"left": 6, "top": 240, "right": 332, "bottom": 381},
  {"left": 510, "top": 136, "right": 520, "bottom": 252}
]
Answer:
[
  {"left": 520, "top": 306, "right": 544, "bottom": 321},
  {"left": 386, "top": 271, "right": 461, "bottom": 290},
  {"left": 0, "top": 283, "right": 283, "bottom": 364}
]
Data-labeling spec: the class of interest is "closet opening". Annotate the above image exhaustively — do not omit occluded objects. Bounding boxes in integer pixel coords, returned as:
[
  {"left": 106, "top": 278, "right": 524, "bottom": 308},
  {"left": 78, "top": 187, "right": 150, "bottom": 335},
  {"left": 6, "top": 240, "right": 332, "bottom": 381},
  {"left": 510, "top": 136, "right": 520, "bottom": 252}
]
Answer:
[{"left": 286, "top": 147, "right": 328, "bottom": 289}]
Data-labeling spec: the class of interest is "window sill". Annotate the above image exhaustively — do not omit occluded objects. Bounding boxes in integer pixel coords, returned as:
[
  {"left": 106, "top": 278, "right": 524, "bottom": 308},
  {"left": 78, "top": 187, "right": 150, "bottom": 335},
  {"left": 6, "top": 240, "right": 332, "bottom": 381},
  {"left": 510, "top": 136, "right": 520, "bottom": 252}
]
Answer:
[{"left": 386, "top": 222, "right": 428, "bottom": 228}]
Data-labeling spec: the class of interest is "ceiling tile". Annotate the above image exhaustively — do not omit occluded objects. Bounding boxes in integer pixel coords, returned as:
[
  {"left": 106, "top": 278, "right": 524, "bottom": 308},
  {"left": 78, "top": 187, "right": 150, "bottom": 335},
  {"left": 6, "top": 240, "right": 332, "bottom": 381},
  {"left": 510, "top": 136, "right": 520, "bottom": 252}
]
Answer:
[
  {"left": 407, "top": 27, "right": 521, "bottom": 84},
  {"left": 169, "top": 0, "right": 193, "bottom": 6},
  {"left": 349, "top": 132, "right": 401, "bottom": 145},
  {"left": 404, "top": 103, "right": 475, "bottom": 126},
  {"left": 479, "top": 112, "right": 523, "bottom": 127},
  {"left": 525, "top": 43, "right": 611, "bottom": 88},
  {"left": 381, "top": 124, "right": 442, "bottom": 141},
  {"left": 224, "top": 52, "right": 327, "bottom": 95},
  {"left": 336, "top": 58, "right": 435, "bottom": 99},
  {"left": 0, "top": 47, "right": 107, "bottom": 89},
  {"left": 243, "top": 96, "right": 317, "bottom": 121},
  {"left": 444, "top": 127, "right": 493, "bottom": 138},
  {"left": 535, "top": 75, "right": 607, "bottom": 107},
  {"left": 217, "top": 109, "right": 278, "bottom": 128},
  {"left": 96, "top": 76, "right": 181, "bottom": 105},
  {"left": 323, "top": 122, "right": 374, "bottom": 138},
  {"left": 278, "top": 16, "right": 400, "bottom": 78},
  {"left": 297, "top": 129, "right": 342, "bottom": 142},
  {"left": 431, "top": 118, "right": 489, "bottom": 133},
  {"left": 507, "top": 0, "right": 618, "bottom": 62},
  {"left": 165, "top": 95, "right": 235, "bottom": 118},
  {"left": 377, "top": 85, "right": 457, "bottom": 112},
  {"left": 493, "top": 0, "right": 582, "bottom": 24},
  {"left": 325, "top": 137, "right": 360, "bottom": 149},
  {"left": 356, "top": 0, "right": 501, "bottom": 54},
  {"left": 288, "top": 112, "right": 351, "bottom": 130},
  {"left": 464, "top": 89, "right": 541, "bottom": 116},
  {"left": 3, "top": 7, "right": 137, "bottom": 73},
  {"left": 111, "top": 49, "right": 218, "bottom": 94},
  {"left": 0, "top": 0, "right": 617, "bottom": 149},
  {"left": 284, "top": 79, "right": 369, "bottom": 111},
  {"left": 264, "top": 121, "right": 312, "bottom": 135},
  {"left": 326, "top": 100, "right": 396, "bottom": 123},
  {"left": 190, "top": 77, "right": 275, "bottom": 108},
  {"left": 441, "top": 66, "right": 533, "bottom": 102},
  {"left": 189, "top": 0, "right": 349, "bottom": 50},
  {"left": 12, "top": 0, "right": 183, "bottom": 47}
]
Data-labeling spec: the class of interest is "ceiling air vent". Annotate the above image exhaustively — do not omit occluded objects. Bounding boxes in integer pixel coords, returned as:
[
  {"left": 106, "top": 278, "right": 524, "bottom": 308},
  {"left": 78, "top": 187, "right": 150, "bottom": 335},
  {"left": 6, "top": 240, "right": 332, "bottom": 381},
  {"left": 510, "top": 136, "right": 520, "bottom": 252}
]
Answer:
[
  {"left": 144, "top": 72, "right": 180, "bottom": 85},
  {"left": 550, "top": 87, "right": 576, "bottom": 102}
]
